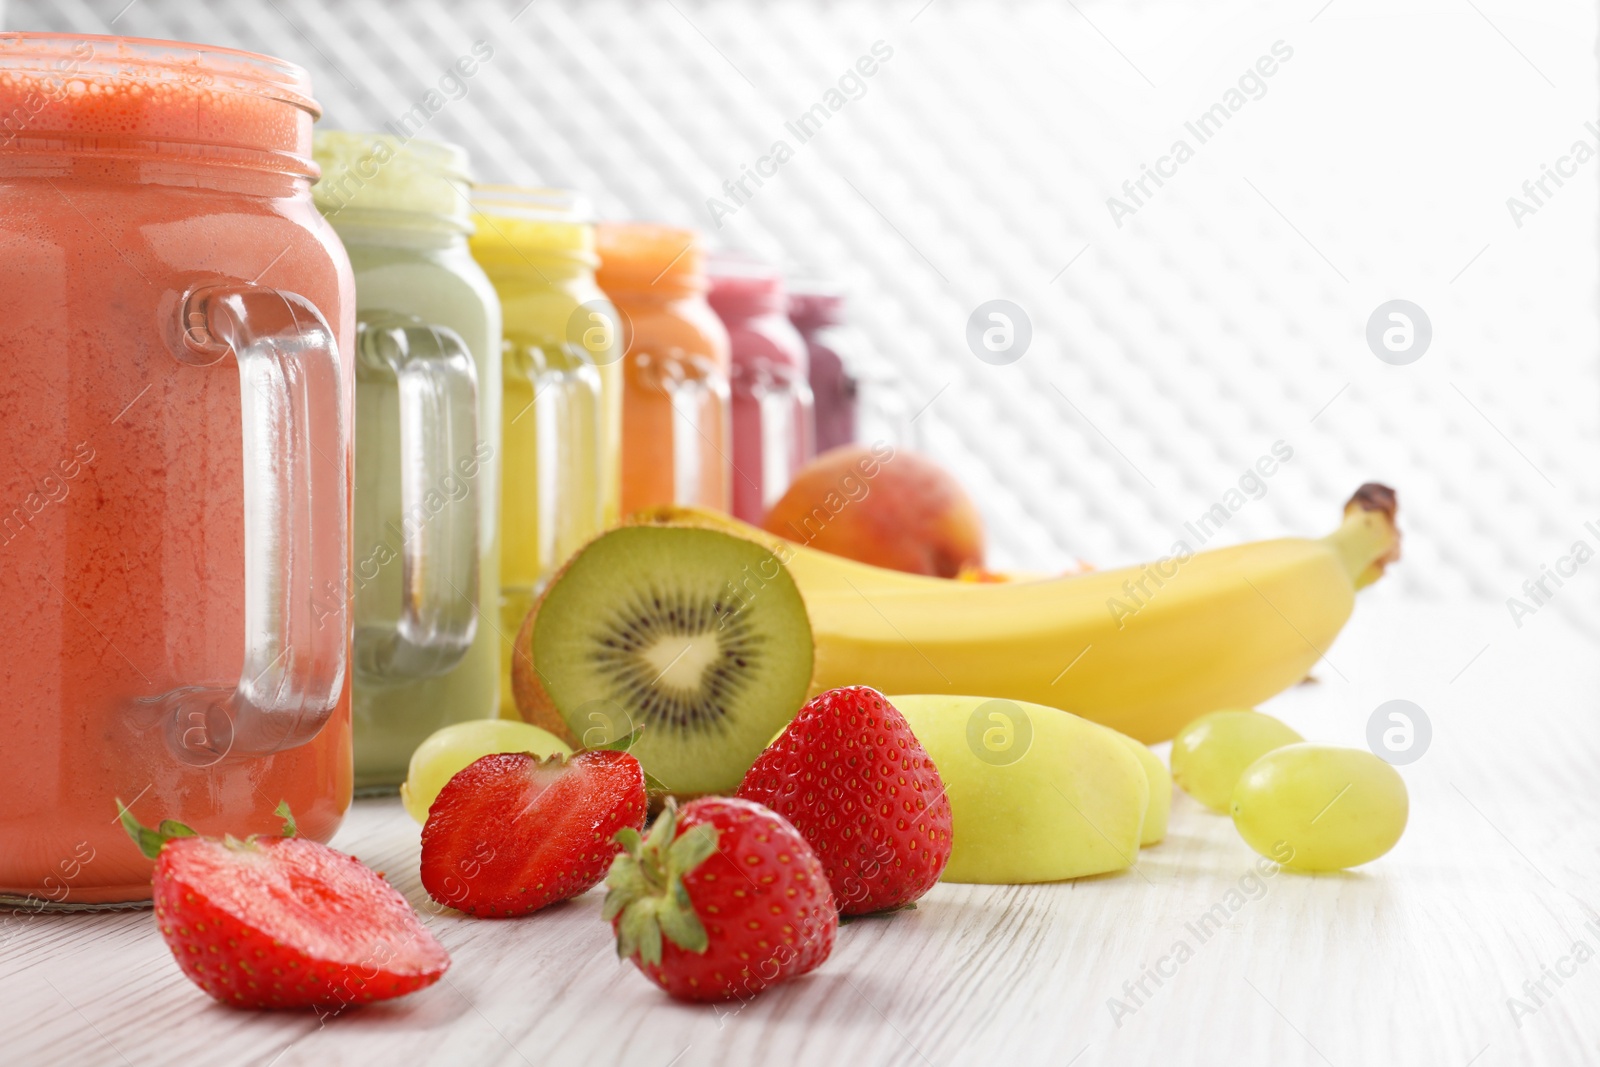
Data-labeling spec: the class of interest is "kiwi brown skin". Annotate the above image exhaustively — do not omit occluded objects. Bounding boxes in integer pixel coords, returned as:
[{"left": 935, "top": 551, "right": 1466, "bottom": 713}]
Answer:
[
  {"left": 511, "top": 521, "right": 820, "bottom": 798},
  {"left": 626, "top": 504, "right": 800, "bottom": 557},
  {"left": 510, "top": 586, "right": 579, "bottom": 748}
]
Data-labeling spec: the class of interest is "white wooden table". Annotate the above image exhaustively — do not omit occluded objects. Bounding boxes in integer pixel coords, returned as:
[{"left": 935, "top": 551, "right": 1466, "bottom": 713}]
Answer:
[{"left": 5, "top": 598, "right": 1597, "bottom": 1067}]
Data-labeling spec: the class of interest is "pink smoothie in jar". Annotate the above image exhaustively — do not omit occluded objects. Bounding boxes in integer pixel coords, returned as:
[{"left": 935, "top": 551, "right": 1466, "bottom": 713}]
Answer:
[{"left": 708, "top": 258, "right": 813, "bottom": 523}]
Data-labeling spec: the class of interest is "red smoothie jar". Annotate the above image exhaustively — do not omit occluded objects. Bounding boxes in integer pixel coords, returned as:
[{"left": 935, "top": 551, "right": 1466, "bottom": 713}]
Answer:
[{"left": 0, "top": 34, "right": 355, "bottom": 907}]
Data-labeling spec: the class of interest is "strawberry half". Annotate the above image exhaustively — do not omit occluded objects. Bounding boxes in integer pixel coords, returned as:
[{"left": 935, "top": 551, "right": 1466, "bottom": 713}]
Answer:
[
  {"left": 736, "top": 685, "right": 953, "bottom": 915},
  {"left": 119, "top": 802, "right": 448, "bottom": 1011},
  {"left": 603, "top": 797, "right": 837, "bottom": 1002},
  {"left": 420, "top": 749, "right": 646, "bottom": 918}
]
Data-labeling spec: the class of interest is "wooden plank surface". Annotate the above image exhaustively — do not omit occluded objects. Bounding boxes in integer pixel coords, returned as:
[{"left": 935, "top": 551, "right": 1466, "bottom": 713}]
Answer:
[{"left": 4, "top": 599, "right": 1597, "bottom": 1067}]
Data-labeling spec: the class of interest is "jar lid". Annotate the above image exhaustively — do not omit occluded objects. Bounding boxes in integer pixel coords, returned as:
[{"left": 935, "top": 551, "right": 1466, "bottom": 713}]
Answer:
[
  {"left": 706, "top": 253, "right": 786, "bottom": 320},
  {"left": 313, "top": 131, "right": 473, "bottom": 230},
  {"left": 787, "top": 280, "right": 847, "bottom": 329},
  {"left": 472, "top": 185, "right": 595, "bottom": 267},
  {"left": 0, "top": 32, "right": 317, "bottom": 176},
  {"left": 596, "top": 222, "right": 705, "bottom": 295}
]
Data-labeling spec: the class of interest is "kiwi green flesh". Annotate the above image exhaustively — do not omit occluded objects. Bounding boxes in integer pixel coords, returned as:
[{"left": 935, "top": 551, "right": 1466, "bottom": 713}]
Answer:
[{"left": 531, "top": 525, "right": 815, "bottom": 795}]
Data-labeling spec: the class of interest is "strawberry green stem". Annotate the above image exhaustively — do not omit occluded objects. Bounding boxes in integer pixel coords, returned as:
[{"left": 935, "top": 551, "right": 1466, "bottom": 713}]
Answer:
[{"left": 602, "top": 800, "right": 717, "bottom": 966}]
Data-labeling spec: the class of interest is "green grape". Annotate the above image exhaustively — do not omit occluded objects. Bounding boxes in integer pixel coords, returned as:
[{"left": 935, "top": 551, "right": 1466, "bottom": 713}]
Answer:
[
  {"left": 401, "top": 719, "right": 572, "bottom": 823},
  {"left": 1170, "top": 709, "right": 1302, "bottom": 812},
  {"left": 1231, "top": 743, "right": 1408, "bottom": 871}
]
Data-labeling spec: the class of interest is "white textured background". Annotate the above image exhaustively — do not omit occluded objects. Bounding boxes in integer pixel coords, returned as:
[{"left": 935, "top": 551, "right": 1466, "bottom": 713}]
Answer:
[{"left": 11, "top": 0, "right": 1600, "bottom": 633}]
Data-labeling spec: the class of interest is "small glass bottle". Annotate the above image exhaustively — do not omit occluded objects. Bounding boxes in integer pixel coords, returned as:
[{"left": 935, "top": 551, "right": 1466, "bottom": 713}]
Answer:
[{"left": 596, "top": 224, "right": 732, "bottom": 514}]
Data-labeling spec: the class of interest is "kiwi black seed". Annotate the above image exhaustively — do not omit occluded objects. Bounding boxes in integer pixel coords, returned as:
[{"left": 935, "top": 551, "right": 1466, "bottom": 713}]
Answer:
[{"left": 531, "top": 525, "right": 815, "bottom": 795}]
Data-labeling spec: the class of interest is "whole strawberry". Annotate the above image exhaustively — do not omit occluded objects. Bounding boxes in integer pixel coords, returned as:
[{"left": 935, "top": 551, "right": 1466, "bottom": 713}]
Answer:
[
  {"left": 603, "top": 797, "right": 836, "bottom": 1002},
  {"left": 421, "top": 749, "right": 646, "bottom": 918},
  {"left": 120, "top": 802, "right": 448, "bottom": 1010},
  {"left": 736, "top": 686, "right": 952, "bottom": 915}
]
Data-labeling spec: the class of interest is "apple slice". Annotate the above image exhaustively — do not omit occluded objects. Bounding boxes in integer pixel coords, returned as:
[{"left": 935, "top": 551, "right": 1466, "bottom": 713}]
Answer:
[
  {"left": 891, "top": 694, "right": 1149, "bottom": 883},
  {"left": 1108, "top": 728, "right": 1170, "bottom": 846}
]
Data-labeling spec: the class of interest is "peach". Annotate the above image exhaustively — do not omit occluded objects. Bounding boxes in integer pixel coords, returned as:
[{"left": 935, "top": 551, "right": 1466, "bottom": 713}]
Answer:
[{"left": 760, "top": 444, "right": 985, "bottom": 576}]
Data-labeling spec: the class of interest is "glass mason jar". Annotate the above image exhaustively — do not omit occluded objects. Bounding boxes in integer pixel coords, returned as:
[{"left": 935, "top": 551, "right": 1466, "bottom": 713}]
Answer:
[
  {"left": 0, "top": 34, "right": 354, "bottom": 906},
  {"left": 788, "top": 283, "right": 913, "bottom": 454},
  {"left": 313, "top": 132, "right": 502, "bottom": 790},
  {"left": 708, "top": 258, "right": 814, "bottom": 522},
  {"left": 596, "top": 223, "right": 731, "bottom": 515},
  {"left": 470, "top": 186, "right": 621, "bottom": 719}
]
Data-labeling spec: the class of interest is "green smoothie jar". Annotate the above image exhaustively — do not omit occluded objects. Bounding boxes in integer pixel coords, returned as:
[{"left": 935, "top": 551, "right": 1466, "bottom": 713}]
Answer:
[
  {"left": 469, "top": 187, "right": 622, "bottom": 719},
  {"left": 314, "top": 132, "right": 503, "bottom": 788}
]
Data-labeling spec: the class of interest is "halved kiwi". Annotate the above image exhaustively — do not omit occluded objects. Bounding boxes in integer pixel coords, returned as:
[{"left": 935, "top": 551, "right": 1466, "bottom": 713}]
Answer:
[{"left": 512, "top": 525, "right": 814, "bottom": 796}]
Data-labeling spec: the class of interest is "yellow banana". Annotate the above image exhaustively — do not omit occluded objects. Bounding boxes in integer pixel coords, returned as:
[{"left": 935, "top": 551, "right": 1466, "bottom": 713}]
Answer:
[
  {"left": 797, "top": 484, "right": 1399, "bottom": 743},
  {"left": 520, "top": 487, "right": 1398, "bottom": 760}
]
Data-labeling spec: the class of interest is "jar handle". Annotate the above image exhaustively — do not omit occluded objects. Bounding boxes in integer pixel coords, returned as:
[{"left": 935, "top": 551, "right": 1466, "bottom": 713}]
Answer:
[
  {"left": 145, "top": 283, "right": 349, "bottom": 765},
  {"left": 750, "top": 366, "right": 815, "bottom": 511},
  {"left": 353, "top": 314, "right": 481, "bottom": 682},
  {"left": 786, "top": 369, "right": 816, "bottom": 475}
]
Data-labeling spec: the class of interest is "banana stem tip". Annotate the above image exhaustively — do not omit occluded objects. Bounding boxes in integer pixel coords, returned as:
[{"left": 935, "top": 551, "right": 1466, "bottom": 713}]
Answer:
[
  {"left": 1346, "top": 482, "right": 1398, "bottom": 524},
  {"left": 1340, "top": 482, "right": 1400, "bottom": 588}
]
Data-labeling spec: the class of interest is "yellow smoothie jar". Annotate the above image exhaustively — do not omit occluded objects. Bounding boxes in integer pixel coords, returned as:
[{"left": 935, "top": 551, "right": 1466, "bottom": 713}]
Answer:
[
  {"left": 314, "top": 132, "right": 503, "bottom": 788},
  {"left": 470, "top": 187, "right": 622, "bottom": 718}
]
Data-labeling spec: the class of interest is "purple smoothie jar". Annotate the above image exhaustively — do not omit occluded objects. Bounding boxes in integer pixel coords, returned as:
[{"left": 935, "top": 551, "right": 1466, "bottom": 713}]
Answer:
[{"left": 789, "top": 282, "right": 912, "bottom": 455}]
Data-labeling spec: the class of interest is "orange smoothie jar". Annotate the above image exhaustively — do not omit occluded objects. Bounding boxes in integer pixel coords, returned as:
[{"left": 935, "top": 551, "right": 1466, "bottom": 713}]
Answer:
[
  {"left": 0, "top": 34, "right": 355, "bottom": 907},
  {"left": 595, "top": 224, "right": 731, "bottom": 513}
]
